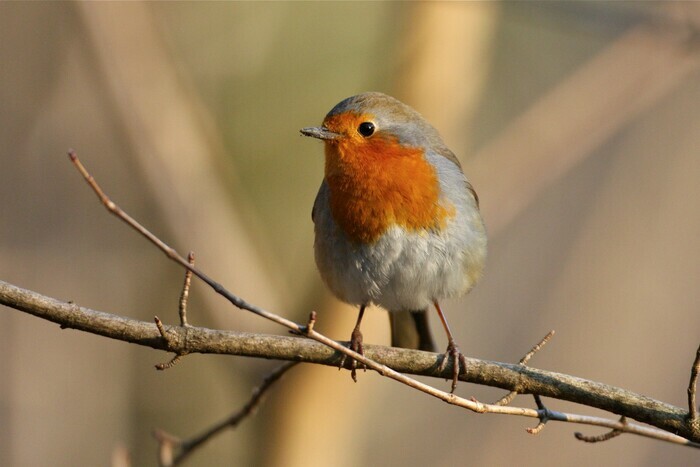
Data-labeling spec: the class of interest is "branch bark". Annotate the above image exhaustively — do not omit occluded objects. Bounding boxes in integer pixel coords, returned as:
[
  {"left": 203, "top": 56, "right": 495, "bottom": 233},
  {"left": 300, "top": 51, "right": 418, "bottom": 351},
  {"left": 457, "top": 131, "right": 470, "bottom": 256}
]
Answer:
[{"left": 1, "top": 279, "right": 697, "bottom": 444}]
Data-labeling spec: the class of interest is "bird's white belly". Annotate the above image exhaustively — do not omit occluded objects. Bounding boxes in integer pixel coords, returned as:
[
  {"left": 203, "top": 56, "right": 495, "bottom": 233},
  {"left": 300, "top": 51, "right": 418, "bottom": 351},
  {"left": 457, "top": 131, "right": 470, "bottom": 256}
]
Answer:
[{"left": 313, "top": 184, "right": 486, "bottom": 311}]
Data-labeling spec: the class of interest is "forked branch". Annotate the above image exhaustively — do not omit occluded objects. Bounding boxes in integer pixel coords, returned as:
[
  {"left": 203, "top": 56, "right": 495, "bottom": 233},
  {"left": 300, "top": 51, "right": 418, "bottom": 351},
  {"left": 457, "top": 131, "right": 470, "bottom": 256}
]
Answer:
[
  {"left": 65, "top": 151, "right": 700, "bottom": 447},
  {"left": 2, "top": 151, "right": 699, "bottom": 457},
  {"left": 154, "top": 362, "right": 298, "bottom": 466}
]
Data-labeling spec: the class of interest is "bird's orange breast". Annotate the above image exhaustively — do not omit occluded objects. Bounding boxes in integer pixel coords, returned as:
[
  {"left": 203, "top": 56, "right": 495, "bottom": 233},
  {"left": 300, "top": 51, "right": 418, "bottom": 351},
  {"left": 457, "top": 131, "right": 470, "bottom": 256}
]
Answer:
[{"left": 323, "top": 123, "right": 453, "bottom": 244}]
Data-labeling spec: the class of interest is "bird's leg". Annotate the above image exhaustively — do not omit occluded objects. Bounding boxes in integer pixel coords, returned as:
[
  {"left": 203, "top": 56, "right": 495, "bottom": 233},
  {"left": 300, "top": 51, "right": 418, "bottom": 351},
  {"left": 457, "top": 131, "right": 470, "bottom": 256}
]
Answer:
[
  {"left": 434, "top": 301, "right": 467, "bottom": 393},
  {"left": 339, "top": 304, "right": 367, "bottom": 382}
]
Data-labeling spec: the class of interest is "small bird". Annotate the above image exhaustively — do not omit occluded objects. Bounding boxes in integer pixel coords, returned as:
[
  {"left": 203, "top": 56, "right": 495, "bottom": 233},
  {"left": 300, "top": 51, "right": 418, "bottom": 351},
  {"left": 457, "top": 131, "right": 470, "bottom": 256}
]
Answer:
[{"left": 301, "top": 92, "right": 487, "bottom": 391}]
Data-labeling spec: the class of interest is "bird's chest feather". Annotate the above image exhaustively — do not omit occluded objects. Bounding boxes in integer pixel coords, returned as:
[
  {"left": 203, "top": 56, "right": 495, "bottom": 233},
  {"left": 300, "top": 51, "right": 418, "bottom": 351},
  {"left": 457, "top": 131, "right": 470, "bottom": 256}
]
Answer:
[{"left": 324, "top": 139, "right": 454, "bottom": 244}]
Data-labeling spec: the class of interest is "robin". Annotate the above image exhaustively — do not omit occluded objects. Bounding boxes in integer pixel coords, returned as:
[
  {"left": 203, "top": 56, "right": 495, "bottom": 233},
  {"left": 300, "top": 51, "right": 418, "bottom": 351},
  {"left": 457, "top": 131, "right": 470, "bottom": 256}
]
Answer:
[{"left": 301, "top": 92, "right": 487, "bottom": 392}]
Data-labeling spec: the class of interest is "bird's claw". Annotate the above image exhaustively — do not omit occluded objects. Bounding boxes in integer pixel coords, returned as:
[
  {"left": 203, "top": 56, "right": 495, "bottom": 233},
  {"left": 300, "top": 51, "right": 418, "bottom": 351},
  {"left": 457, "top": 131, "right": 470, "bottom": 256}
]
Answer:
[
  {"left": 339, "top": 327, "right": 366, "bottom": 382},
  {"left": 437, "top": 341, "right": 467, "bottom": 393}
]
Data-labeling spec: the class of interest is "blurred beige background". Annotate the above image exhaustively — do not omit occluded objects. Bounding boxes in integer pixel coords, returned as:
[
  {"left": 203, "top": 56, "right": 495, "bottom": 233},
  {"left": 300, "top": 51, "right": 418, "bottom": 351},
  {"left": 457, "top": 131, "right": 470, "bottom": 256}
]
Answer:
[{"left": 1, "top": 2, "right": 699, "bottom": 466}]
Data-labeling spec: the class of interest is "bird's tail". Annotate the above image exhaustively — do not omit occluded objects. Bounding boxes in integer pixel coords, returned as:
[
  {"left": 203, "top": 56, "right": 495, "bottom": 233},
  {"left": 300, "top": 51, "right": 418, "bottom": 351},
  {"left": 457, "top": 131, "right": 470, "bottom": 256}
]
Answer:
[{"left": 389, "top": 309, "right": 437, "bottom": 352}]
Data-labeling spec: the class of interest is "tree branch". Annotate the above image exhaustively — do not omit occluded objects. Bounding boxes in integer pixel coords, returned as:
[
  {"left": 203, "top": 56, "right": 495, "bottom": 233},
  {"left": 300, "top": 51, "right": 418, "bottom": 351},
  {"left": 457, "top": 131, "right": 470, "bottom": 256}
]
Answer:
[
  {"left": 689, "top": 343, "right": 700, "bottom": 433},
  {"left": 5, "top": 150, "right": 699, "bottom": 458},
  {"left": 154, "top": 362, "right": 299, "bottom": 466},
  {"left": 1, "top": 279, "right": 698, "bottom": 446}
]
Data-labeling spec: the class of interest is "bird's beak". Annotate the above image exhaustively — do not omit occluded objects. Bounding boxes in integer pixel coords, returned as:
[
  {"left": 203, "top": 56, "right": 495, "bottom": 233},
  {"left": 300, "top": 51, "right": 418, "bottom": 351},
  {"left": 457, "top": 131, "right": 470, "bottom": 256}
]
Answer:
[{"left": 300, "top": 126, "right": 342, "bottom": 141}]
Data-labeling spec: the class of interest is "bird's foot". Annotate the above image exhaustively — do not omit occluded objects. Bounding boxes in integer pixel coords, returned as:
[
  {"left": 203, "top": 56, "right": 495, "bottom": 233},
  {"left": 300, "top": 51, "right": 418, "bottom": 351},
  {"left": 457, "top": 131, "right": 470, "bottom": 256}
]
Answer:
[
  {"left": 339, "top": 327, "right": 366, "bottom": 382},
  {"left": 437, "top": 340, "right": 468, "bottom": 393}
]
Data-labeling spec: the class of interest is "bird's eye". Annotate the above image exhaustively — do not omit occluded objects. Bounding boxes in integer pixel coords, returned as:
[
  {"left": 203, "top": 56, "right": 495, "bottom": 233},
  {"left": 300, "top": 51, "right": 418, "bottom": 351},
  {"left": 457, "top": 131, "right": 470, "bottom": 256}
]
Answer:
[{"left": 358, "top": 122, "right": 375, "bottom": 137}]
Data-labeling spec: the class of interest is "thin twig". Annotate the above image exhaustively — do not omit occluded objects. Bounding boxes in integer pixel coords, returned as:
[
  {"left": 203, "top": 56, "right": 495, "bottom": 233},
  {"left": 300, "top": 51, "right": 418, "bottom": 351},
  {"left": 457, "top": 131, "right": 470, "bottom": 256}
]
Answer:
[
  {"left": 179, "top": 252, "right": 195, "bottom": 327},
  {"left": 495, "top": 331, "right": 555, "bottom": 406},
  {"left": 520, "top": 331, "right": 556, "bottom": 366},
  {"left": 575, "top": 416, "right": 626, "bottom": 443},
  {"left": 526, "top": 395, "right": 549, "bottom": 435},
  {"left": 155, "top": 361, "right": 298, "bottom": 466},
  {"left": 155, "top": 354, "right": 183, "bottom": 371},
  {"left": 62, "top": 152, "right": 700, "bottom": 448},
  {"left": 3, "top": 278, "right": 700, "bottom": 448},
  {"left": 68, "top": 150, "right": 303, "bottom": 332},
  {"left": 303, "top": 311, "right": 317, "bottom": 334},
  {"left": 153, "top": 316, "right": 186, "bottom": 370},
  {"left": 689, "top": 344, "right": 700, "bottom": 426},
  {"left": 154, "top": 316, "right": 169, "bottom": 344},
  {"left": 155, "top": 253, "right": 196, "bottom": 370}
]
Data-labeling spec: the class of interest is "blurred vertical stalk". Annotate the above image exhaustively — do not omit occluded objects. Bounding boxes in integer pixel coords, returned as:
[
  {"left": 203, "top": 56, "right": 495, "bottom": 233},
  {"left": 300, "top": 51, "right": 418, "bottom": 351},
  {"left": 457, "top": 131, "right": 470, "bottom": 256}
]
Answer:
[
  {"left": 76, "top": 2, "right": 289, "bottom": 333},
  {"left": 395, "top": 2, "right": 500, "bottom": 159},
  {"left": 268, "top": 4, "right": 500, "bottom": 467}
]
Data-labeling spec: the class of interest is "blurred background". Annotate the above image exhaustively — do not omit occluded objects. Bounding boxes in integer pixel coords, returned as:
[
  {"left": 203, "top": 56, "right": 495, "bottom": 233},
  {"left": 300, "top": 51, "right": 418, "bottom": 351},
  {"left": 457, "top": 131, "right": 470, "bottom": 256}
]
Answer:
[{"left": 1, "top": 2, "right": 700, "bottom": 466}]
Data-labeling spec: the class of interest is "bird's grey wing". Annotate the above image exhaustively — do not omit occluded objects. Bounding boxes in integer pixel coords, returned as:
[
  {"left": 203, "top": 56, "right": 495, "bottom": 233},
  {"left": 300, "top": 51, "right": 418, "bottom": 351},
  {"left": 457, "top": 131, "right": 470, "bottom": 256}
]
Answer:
[
  {"left": 434, "top": 146, "right": 480, "bottom": 209},
  {"left": 311, "top": 180, "right": 328, "bottom": 223}
]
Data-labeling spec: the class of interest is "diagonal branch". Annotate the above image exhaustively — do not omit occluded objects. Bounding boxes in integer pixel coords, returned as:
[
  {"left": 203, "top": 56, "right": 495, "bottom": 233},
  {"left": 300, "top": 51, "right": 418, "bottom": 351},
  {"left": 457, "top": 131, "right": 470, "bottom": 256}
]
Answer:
[
  {"left": 154, "top": 362, "right": 299, "bottom": 466},
  {"left": 495, "top": 330, "right": 555, "bottom": 406},
  {"left": 1, "top": 278, "right": 698, "bottom": 446},
  {"left": 4, "top": 150, "right": 697, "bottom": 452},
  {"left": 67, "top": 150, "right": 303, "bottom": 334}
]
